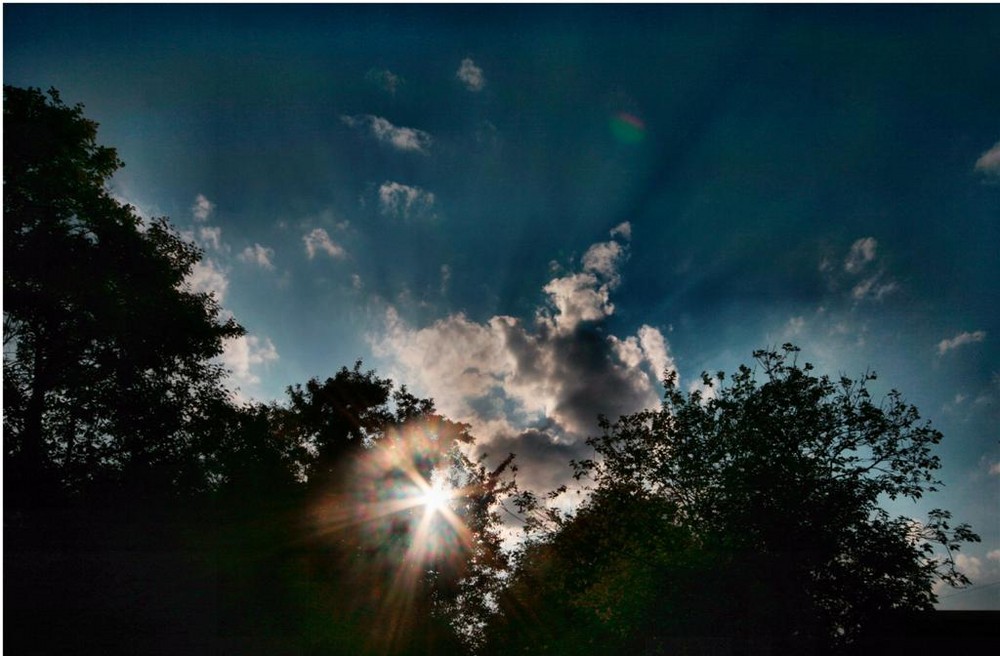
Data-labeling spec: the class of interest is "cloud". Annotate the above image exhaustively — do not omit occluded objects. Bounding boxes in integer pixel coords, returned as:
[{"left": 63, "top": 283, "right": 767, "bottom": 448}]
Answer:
[
  {"left": 378, "top": 181, "right": 436, "bottom": 220},
  {"left": 221, "top": 334, "right": 279, "bottom": 387},
  {"left": 456, "top": 58, "right": 485, "bottom": 92},
  {"left": 366, "top": 68, "right": 402, "bottom": 95},
  {"left": 610, "top": 221, "right": 632, "bottom": 241},
  {"left": 303, "top": 228, "right": 346, "bottom": 260},
  {"left": 954, "top": 553, "right": 983, "bottom": 580},
  {"left": 199, "top": 226, "right": 222, "bottom": 251},
  {"left": 989, "top": 462, "right": 1000, "bottom": 476},
  {"left": 638, "top": 324, "right": 674, "bottom": 380},
  {"left": 827, "top": 237, "right": 898, "bottom": 302},
  {"left": 541, "top": 272, "right": 615, "bottom": 335},
  {"left": 937, "top": 330, "right": 987, "bottom": 355},
  {"left": 239, "top": 243, "right": 275, "bottom": 270},
  {"left": 538, "top": 230, "right": 630, "bottom": 335},
  {"left": 479, "top": 428, "right": 593, "bottom": 493},
  {"left": 988, "top": 549, "right": 1000, "bottom": 561},
  {"left": 192, "top": 193, "right": 214, "bottom": 221},
  {"left": 581, "top": 240, "right": 626, "bottom": 281},
  {"left": 370, "top": 227, "right": 672, "bottom": 493},
  {"left": 185, "top": 258, "right": 229, "bottom": 302},
  {"left": 974, "top": 141, "right": 1000, "bottom": 177},
  {"left": 341, "top": 114, "right": 431, "bottom": 153},
  {"left": 440, "top": 264, "right": 451, "bottom": 296},
  {"left": 785, "top": 315, "right": 806, "bottom": 337},
  {"left": 844, "top": 237, "right": 877, "bottom": 273},
  {"left": 850, "top": 274, "right": 898, "bottom": 302}
]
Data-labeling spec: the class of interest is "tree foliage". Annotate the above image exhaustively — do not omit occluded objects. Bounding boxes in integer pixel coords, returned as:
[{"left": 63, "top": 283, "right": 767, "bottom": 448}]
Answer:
[
  {"left": 201, "top": 367, "right": 515, "bottom": 655},
  {"left": 4, "top": 85, "right": 243, "bottom": 502},
  {"left": 487, "top": 345, "right": 979, "bottom": 654}
]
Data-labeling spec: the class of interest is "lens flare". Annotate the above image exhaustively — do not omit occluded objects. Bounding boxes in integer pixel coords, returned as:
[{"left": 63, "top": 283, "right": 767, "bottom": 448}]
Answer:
[
  {"left": 304, "top": 416, "right": 476, "bottom": 653},
  {"left": 610, "top": 111, "right": 646, "bottom": 144},
  {"left": 419, "top": 473, "right": 454, "bottom": 515}
]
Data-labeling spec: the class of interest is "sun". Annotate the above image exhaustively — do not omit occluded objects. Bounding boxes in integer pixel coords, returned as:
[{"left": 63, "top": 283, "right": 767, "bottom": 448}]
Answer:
[{"left": 418, "top": 477, "right": 453, "bottom": 515}]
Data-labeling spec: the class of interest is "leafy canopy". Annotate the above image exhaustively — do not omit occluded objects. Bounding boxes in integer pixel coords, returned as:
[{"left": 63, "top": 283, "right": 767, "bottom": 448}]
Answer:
[
  {"left": 489, "top": 345, "right": 979, "bottom": 654},
  {"left": 4, "top": 85, "right": 243, "bottom": 499}
]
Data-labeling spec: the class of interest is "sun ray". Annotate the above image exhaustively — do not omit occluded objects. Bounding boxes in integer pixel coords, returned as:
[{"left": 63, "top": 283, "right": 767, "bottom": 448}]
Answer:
[{"left": 304, "top": 417, "right": 484, "bottom": 652}]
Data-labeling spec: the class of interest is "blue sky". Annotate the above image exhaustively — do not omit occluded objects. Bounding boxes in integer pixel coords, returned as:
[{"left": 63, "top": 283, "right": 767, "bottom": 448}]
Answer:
[{"left": 5, "top": 3, "right": 999, "bottom": 607}]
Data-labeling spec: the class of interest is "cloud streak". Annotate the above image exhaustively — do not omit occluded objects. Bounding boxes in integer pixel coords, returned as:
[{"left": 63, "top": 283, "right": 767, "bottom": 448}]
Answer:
[
  {"left": 192, "top": 193, "right": 214, "bottom": 221},
  {"left": 378, "top": 181, "right": 436, "bottom": 220},
  {"left": 844, "top": 237, "right": 877, "bottom": 273},
  {"left": 823, "top": 236, "right": 898, "bottom": 303},
  {"left": 303, "top": 228, "right": 346, "bottom": 260},
  {"left": 937, "top": 330, "right": 986, "bottom": 355},
  {"left": 341, "top": 114, "right": 432, "bottom": 153},
  {"left": 974, "top": 141, "right": 1000, "bottom": 177},
  {"left": 239, "top": 243, "right": 275, "bottom": 270}
]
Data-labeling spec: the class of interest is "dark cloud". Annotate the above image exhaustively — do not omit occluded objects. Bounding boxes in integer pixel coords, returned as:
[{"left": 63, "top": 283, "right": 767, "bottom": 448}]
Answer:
[{"left": 476, "top": 428, "right": 593, "bottom": 495}]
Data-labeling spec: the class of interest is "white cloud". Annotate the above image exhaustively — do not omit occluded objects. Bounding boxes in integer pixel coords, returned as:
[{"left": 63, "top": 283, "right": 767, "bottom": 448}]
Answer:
[
  {"left": 851, "top": 274, "right": 898, "bottom": 301},
  {"left": 608, "top": 324, "right": 675, "bottom": 384},
  {"left": 110, "top": 191, "right": 156, "bottom": 223},
  {"left": 303, "top": 228, "right": 346, "bottom": 260},
  {"left": 370, "top": 227, "right": 666, "bottom": 492},
  {"left": 610, "top": 221, "right": 632, "bottom": 241},
  {"left": 638, "top": 324, "right": 674, "bottom": 380},
  {"left": 378, "top": 181, "right": 436, "bottom": 220},
  {"left": 541, "top": 272, "right": 615, "bottom": 334},
  {"left": 954, "top": 553, "right": 983, "bottom": 579},
  {"left": 199, "top": 226, "right": 222, "bottom": 251},
  {"left": 192, "top": 193, "right": 214, "bottom": 221},
  {"left": 821, "top": 237, "right": 897, "bottom": 303},
  {"left": 987, "top": 549, "right": 1000, "bottom": 561},
  {"left": 937, "top": 330, "right": 987, "bottom": 355},
  {"left": 610, "top": 334, "right": 645, "bottom": 369},
  {"left": 989, "top": 462, "right": 1000, "bottom": 476},
  {"left": 456, "top": 58, "right": 485, "bottom": 92},
  {"left": 374, "top": 304, "right": 663, "bottom": 444},
  {"left": 239, "top": 243, "right": 275, "bottom": 270},
  {"left": 341, "top": 114, "right": 432, "bottom": 153},
  {"left": 974, "top": 141, "right": 1000, "bottom": 177},
  {"left": 537, "top": 232, "right": 630, "bottom": 335},
  {"left": 185, "top": 258, "right": 229, "bottom": 302},
  {"left": 844, "top": 236, "right": 877, "bottom": 273},
  {"left": 221, "top": 334, "right": 279, "bottom": 387},
  {"left": 582, "top": 240, "right": 625, "bottom": 281}
]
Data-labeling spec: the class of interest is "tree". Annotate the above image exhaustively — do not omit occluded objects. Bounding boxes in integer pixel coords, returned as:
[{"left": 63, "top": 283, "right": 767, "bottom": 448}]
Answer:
[
  {"left": 3, "top": 85, "right": 516, "bottom": 655},
  {"left": 489, "top": 345, "right": 979, "bottom": 654},
  {"left": 3, "top": 85, "right": 244, "bottom": 503},
  {"left": 484, "top": 485, "right": 713, "bottom": 656},
  {"left": 195, "top": 364, "right": 516, "bottom": 655}
]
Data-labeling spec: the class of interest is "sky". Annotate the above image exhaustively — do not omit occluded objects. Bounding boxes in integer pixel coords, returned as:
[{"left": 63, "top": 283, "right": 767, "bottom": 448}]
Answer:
[{"left": 4, "top": 3, "right": 999, "bottom": 608}]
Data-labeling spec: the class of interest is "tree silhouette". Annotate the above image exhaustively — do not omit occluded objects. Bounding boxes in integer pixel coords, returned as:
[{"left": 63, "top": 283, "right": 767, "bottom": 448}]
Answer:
[
  {"left": 4, "top": 85, "right": 243, "bottom": 504},
  {"left": 200, "top": 368, "right": 515, "bottom": 655},
  {"left": 487, "top": 345, "right": 979, "bottom": 655},
  {"left": 3, "top": 86, "right": 518, "bottom": 654}
]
